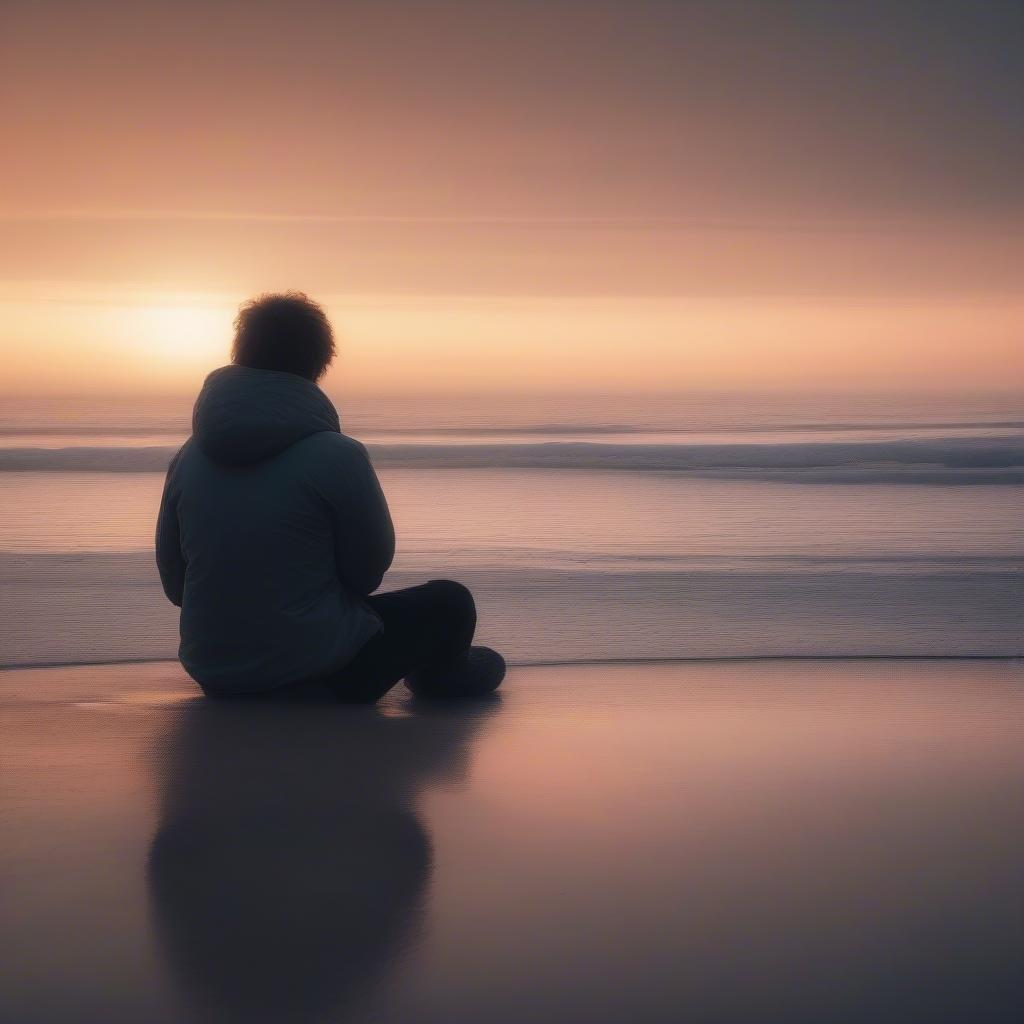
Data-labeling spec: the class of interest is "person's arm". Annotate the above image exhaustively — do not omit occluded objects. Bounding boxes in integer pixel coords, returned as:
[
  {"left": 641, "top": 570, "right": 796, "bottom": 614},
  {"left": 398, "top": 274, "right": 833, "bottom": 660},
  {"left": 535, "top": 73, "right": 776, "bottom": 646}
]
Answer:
[
  {"left": 155, "top": 447, "right": 187, "bottom": 607},
  {"left": 317, "top": 435, "right": 395, "bottom": 596}
]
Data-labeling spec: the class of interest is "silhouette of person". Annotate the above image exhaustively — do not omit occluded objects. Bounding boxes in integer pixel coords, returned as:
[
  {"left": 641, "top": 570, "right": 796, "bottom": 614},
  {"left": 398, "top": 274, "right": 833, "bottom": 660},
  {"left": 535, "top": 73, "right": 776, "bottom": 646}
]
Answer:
[
  {"left": 155, "top": 291, "right": 505, "bottom": 702},
  {"left": 147, "top": 695, "right": 497, "bottom": 1023}
]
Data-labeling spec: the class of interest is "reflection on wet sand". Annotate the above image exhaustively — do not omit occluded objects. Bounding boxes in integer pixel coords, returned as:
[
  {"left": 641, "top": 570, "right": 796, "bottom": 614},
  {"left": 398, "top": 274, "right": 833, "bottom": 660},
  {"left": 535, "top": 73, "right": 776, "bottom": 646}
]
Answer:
[{"left": 147, "top": 696, "right": 497, "bottom": 1023}]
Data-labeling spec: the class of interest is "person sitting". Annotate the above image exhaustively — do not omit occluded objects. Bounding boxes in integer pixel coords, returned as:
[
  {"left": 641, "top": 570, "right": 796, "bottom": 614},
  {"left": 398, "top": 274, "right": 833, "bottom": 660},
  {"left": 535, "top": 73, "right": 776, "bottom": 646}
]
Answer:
[{"left": 155, "top": 291, "right": 505, "bottom": 701}]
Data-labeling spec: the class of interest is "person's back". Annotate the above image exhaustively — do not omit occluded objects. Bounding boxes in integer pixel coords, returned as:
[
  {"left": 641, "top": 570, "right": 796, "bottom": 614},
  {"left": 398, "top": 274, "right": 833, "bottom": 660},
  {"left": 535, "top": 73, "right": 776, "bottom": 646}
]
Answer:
[
  {"left": 156, "top": 292, "right": 504, "bottom": 701},
  {"left": 159, "top": 364, "right": 391, "bottom": 693}
]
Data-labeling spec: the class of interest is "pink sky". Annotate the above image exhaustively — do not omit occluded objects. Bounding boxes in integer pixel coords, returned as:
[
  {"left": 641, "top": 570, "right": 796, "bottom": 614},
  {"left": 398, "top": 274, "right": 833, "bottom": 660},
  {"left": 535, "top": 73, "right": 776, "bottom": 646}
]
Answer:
[{"left": 1, "top": 0, "right": 1021, "bottom": 395}]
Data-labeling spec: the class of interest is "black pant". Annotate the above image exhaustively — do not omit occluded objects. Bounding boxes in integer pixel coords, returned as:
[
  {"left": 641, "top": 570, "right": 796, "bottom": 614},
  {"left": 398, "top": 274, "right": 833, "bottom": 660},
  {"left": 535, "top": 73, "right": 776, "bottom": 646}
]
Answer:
[
  {"left": 323, "top": 579, "right": 477, "bottom": 702},
  {"left": 201, "top": 580, "right": 477, "bottom": 704}
]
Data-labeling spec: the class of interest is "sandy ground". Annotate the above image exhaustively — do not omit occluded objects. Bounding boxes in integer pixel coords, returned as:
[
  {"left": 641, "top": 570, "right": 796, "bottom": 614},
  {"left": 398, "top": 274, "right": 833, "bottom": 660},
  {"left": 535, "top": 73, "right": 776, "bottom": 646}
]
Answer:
[{"left": 2, "top": 658, "right": 1023, "bottom": 1023}]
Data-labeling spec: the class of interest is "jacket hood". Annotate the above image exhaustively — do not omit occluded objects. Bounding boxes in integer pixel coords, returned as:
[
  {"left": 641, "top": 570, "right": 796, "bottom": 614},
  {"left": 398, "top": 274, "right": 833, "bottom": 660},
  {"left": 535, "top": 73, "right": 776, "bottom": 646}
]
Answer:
[{"left": 192, "top": 365, "right": 340, "bottom": 466}]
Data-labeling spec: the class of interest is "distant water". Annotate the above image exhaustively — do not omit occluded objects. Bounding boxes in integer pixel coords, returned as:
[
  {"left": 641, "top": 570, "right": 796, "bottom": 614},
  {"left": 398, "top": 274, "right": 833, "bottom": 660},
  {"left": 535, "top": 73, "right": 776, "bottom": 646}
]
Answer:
[{"left": 1, "top": 391, "right": 1020, "bottom": 666}]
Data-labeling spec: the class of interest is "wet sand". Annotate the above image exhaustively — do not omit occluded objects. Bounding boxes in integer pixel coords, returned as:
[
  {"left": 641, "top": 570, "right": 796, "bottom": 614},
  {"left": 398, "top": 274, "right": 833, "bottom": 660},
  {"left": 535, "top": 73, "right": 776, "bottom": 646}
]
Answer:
[{"left": 2, "top": 658, "right": 1023, "bottom": 1023}]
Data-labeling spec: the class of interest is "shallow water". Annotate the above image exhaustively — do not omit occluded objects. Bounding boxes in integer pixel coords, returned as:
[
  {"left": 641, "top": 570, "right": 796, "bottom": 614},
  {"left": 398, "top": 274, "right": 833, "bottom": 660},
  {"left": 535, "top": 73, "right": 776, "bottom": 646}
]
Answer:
[
  {"left": 2, "top": 467, "right": 1021, "bottom": 665},
  {"left": 1, "top": 392, "right": 1020, "bottom": 664},
  {"left": 2, "top": 659, "right": 1023, "bottom": 1023}
]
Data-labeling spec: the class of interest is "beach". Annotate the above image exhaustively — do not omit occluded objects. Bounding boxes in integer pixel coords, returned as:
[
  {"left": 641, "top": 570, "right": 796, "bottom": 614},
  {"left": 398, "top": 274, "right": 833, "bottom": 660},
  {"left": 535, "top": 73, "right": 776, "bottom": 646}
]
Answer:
[
  {"left": 3, "top": 657, "right": 1023, "bottom": 1023},
  {"left": 1, "top": 399, "right": 1020, "bottom": 1022},
  {"left": 4, "top": 2, "right": 1024, "bottom": 1020}
]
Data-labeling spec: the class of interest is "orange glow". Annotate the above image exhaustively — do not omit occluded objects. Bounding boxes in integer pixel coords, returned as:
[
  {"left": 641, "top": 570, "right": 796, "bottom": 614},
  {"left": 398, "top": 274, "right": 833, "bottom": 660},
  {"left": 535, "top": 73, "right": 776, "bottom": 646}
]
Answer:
[
  {"left": 0, "top": 2, "right": 1021, "bottom": 399},
  {"left": 1, "top": 286, "right": 1021, "bottom": 396}
]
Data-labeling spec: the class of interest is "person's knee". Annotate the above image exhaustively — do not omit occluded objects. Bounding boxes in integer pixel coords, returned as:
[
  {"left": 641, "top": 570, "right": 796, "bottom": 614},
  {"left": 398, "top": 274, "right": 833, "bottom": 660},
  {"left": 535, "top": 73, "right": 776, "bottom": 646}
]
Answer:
[{"left": 427, "top": 579, "right": 477, "bottom": 633}]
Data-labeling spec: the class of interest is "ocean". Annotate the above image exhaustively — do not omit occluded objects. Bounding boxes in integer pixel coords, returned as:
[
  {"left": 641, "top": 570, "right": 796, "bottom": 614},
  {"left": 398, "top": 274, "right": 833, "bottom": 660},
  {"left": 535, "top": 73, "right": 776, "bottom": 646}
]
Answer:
[{"left": 1, "top": 390, "right": 1020, "bottom": 668}]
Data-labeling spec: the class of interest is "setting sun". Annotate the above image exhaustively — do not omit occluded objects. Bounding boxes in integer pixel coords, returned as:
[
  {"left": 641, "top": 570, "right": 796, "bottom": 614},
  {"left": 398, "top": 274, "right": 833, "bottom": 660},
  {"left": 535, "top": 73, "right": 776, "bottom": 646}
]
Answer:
[{"left": 131, "top": 303, "right": 229, "bottom": 367}]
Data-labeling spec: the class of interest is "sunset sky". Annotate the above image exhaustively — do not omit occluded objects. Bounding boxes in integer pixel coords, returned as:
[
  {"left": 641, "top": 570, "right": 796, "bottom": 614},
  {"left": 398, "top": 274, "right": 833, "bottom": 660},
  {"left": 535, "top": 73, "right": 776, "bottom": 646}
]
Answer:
[{"left": 1, "top": 0, "right": 1021, "bottom": 396}]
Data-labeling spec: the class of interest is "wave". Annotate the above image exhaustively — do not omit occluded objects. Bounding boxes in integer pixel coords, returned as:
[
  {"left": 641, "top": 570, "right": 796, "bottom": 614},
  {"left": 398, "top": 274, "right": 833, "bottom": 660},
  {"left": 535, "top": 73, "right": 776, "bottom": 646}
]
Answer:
[{"left": 2, "top": 435, "right": 1022, "bottom": 482}]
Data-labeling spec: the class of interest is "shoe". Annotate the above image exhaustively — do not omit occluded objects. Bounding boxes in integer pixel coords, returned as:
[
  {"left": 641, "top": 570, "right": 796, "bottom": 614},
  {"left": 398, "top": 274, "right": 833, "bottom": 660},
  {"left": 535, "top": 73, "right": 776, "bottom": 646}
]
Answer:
[{"left": 405, "top": 646, "right": 506, "bottom": 699}]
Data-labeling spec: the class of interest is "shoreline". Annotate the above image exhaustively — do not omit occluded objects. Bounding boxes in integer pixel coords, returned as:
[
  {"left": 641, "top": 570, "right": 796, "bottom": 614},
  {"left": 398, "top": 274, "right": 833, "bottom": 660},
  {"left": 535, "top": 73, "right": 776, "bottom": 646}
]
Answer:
[{"left": 3, "top": 652, "right": 1021, "bottom": 675}]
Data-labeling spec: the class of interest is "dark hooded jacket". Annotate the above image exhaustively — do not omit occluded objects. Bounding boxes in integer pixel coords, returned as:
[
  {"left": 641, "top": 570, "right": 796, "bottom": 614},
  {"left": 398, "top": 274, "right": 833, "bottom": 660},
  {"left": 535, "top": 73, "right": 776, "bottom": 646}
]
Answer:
[{"left": 156, "top": 365, "right": 393, "bottom": 694}]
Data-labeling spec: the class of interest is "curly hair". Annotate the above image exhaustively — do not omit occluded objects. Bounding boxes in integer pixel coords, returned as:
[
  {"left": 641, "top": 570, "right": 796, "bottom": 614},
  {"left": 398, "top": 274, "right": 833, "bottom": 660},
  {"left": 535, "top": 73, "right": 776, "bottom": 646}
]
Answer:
[{"left": 231, "top": 292, "right": 336, "bottom": 381}]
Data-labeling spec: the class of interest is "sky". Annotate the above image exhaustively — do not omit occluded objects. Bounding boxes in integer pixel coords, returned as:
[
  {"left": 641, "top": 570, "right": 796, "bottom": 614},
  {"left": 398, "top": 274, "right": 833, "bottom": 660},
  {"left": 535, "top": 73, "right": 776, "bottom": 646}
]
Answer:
[{"left": 1, "top": 0, "right": 1021, "bottom": 396}]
